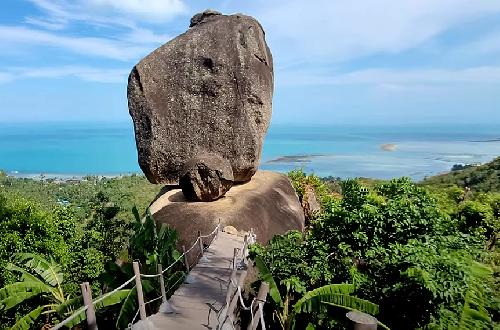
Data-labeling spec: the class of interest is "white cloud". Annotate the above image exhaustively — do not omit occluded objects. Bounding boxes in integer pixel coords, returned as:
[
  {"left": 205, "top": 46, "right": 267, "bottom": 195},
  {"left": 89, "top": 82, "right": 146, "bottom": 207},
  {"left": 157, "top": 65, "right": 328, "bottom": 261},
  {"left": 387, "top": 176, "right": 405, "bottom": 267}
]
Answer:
[
  {"left": 248, "top": 0, "right": 500, "bottom": 63},
  {"left": 0, "top": 66, "right": 128, "bottom": 83},
  {"left": 27, "top": 0, "right": 187, "bottom": 27},
  {"left": 24, "top": 16, "right": 66, "bottom": 30},
  {"left": 278, "top": 66, "right": 500, "bottom": 87},
  {"left": 86, "top": 0, "right": 187, "bottom": 21},
  {"left": 0, "top": 26, "right": 157, "bottom": 61}
]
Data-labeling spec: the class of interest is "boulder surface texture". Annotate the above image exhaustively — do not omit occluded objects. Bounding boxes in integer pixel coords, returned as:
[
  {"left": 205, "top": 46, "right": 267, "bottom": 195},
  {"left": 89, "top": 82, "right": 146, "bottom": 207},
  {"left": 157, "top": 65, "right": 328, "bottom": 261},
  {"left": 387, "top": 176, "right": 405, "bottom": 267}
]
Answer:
[
  {"left": 150, "top": 171, "right": 305, "bottom": 259},
  {"left": 128, "top": 10, "right": 274, "bottom": 184},
  {"left": 179, "top": 153, "right": 234, "bottom": 202}
]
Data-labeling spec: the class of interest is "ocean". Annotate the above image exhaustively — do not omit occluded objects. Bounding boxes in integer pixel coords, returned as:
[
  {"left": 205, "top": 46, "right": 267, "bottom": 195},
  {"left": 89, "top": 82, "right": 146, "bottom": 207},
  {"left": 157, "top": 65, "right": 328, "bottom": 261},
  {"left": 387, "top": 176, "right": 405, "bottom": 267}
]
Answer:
[{"left": 1, "top": 121, "right": 499, "bottom": 180}]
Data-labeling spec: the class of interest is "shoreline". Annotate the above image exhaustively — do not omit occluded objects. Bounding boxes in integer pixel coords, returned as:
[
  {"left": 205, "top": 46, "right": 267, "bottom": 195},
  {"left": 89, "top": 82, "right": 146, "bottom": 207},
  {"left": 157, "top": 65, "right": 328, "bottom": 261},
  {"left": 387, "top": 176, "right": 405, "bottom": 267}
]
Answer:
[{"left": 2, "top": 171, "right": 140, "bottom": 180}]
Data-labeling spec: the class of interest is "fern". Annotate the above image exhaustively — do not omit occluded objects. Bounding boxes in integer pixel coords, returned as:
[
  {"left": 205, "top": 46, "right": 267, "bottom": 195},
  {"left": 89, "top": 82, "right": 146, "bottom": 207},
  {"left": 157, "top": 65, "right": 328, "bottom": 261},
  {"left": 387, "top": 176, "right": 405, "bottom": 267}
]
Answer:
[{"left": 457, "top": 261, "right": 492, "bottom": 330}]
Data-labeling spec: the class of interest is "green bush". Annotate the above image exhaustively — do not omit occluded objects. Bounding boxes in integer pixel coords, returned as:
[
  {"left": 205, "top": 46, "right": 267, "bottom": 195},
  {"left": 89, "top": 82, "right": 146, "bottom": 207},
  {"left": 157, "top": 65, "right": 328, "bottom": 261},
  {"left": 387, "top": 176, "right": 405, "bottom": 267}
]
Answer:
[{"left": 252, "top": 175, "right": 497, "bottom": 329}]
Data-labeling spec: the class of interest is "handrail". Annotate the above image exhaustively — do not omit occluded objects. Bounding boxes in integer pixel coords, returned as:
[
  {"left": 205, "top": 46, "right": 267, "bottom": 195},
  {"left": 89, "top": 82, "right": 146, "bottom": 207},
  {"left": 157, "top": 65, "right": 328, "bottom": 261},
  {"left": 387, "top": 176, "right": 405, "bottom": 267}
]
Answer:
[
  {"left": 51, "top": 222, "right": 222, "bottom": 329},
  {"left": 217, "top": 232, "right": 267, "bottom": 330}
]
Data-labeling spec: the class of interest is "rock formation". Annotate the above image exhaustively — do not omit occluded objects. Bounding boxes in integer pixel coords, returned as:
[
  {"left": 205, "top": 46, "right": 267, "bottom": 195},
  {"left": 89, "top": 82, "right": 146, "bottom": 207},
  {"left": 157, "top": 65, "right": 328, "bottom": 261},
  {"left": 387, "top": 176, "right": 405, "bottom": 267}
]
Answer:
[
  {"left": 302, "top": 185, "right": 321, "bottom": 222},
  {"left": 128, "top": 10, "right": 304, "bottom": 250},
  {"left": 150, "top": 171, "right": 305, "bottom": 255},
  {"left": 128, "top": 10, "right": 274, "bottom": 186},
  {"left": 179, "top": 153, "right": 233, "bottom": 202}
]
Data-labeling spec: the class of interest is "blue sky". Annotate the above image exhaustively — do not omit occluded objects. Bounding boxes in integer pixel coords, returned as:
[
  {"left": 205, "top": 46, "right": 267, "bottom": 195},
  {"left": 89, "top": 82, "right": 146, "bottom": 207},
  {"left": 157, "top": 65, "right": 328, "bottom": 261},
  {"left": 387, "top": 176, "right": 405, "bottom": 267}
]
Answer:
[{"left": 1, "top": 0, "right": 500, "bottom": 125}]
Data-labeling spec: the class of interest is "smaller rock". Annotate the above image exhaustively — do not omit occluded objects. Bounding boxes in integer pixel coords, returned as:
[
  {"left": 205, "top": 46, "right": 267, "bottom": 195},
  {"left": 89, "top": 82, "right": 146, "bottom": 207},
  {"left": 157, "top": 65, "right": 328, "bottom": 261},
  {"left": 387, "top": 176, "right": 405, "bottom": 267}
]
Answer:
[
  {"left": 179, "top": 154, "right": 234, "bottom": 202},
  {"left": 302, "top": 185, "right": 321, "bottom": 221},
  {"left": 189, "top": 9, "right": 222, "bottom": 27},
  {"left": 223, "top": 225, "right": 239, "bottom": 236}
]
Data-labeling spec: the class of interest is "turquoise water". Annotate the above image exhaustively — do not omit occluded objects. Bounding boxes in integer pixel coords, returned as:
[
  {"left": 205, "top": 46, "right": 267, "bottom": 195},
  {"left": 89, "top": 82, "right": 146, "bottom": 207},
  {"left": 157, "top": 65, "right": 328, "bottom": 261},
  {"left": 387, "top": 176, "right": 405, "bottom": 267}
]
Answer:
[{"left": 1, "top": 121, "right": 499, "bottom": 180}]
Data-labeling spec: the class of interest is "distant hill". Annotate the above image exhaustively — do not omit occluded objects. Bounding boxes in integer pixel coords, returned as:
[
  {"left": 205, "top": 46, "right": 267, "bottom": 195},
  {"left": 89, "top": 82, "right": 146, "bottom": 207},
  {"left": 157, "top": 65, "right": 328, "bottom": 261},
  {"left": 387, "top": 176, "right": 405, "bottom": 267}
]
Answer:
[{"left": 422, "top": 156, "right": 500, "bottom": 192}]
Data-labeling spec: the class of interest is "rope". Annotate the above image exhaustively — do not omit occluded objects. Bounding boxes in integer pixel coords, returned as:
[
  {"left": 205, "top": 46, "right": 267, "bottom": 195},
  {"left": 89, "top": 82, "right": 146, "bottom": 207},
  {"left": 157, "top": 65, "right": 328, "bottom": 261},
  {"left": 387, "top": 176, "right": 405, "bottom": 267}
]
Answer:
[
  {"left": 130, "top": 308, "right": 141, "bottom": 326},
  {"left": 52, "top": 306, "right": 88, "bottom": 330},
  {"left": 259, "top": 302, "right": 266, "bottom": 330},
  {"left": 53, "top": 222, "right": 221, "bottom": 328},
  {"left": 199, "top": 223, "right": 221, "bottom": 238},
  {"left": 144, "top": 295, "right": 163, "bottom": 306},
  {"left": 141, "top": 223, "right": 220, "bottom": 279},
  {"left": 231, "top": 279, "right": 251, "bottom": 310},
  {"left": 166, "top": 274, "right": 186, "bottom": 295},
  {"left": 215, "top": 232, "right": 269, "bottom": 330},
  {"left": 92, "top": 275, "right": 136, "bottom": 305}
]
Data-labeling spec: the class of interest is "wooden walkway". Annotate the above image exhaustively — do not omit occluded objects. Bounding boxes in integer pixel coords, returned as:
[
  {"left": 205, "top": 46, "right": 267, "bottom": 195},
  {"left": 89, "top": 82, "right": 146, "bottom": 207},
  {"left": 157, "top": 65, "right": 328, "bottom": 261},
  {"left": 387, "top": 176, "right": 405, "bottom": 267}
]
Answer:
[{"left": 133, "top": 231, "right": 245, "bottom": 329}]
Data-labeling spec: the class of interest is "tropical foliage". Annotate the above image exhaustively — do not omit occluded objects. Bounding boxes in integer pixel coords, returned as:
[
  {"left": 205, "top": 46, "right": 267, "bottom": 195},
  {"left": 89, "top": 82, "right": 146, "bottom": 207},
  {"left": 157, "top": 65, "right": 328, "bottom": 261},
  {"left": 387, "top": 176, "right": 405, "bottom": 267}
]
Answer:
[
  {"left": 1, "top": 158, "right": 499, "bottom": 329},
  {"left": 249, "top": 169, "right": 499, "bottom": 329}
]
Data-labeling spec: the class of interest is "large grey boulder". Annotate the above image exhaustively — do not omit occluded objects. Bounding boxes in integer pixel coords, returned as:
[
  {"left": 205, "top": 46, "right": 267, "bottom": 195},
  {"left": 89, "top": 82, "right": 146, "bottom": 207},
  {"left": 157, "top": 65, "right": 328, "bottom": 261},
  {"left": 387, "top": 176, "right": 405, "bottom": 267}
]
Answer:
[
  {"left": 150, "top": 171, "right": 305, "bottom": 261},
  {"left": 179, "top": 153, "right": 234, "bottom": 202},
  {"left": 128, "top": 10, "right": 274, "bottom": 184}
]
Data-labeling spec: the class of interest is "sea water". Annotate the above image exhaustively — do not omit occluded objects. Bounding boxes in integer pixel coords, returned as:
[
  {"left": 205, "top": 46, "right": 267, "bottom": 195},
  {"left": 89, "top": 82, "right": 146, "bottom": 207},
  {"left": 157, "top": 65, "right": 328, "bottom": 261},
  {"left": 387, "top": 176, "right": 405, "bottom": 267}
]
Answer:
[{"left": 0, "top": 121, "right": 499, "bottom": 180}]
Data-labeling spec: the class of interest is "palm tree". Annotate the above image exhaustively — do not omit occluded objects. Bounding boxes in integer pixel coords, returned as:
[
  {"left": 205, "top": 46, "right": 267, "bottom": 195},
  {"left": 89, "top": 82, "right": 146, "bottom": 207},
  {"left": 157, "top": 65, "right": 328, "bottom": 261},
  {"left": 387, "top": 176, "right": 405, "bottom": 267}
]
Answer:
[
  {"left": 255, "top": 256, "right": 385, "bottom": 330},
  {"left": 0, "top": 253, "right": 129, "bottom": 329}
]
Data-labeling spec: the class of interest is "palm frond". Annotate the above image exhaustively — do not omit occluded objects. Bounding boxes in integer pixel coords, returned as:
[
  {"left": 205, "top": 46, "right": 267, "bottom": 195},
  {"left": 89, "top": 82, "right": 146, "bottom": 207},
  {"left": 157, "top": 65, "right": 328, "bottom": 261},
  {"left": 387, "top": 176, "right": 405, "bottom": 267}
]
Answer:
[
  {"left": 0, "top": 281, "right": 52, "bottom": 310},
  {"left": 95, "top": 289, "right": 132, "bottom": 309},
  {"left": 321, "top": 295, "right": 379, "bottom": 315},
  {"left": 132, "top": 205, "right": 141, "bottom": 223},
  {"left": 254, "top": 256, "right": 283, "bottom": 308},
  {"left": 13, "top": 253, "right": 63, "bottom": 288},
  {"left": 116, "top": 287, "right": 137, "bottom": 329},
  {"left": 293, "top": 283, "right": 378, "bottom": 316},
  {"left": 56, "top": 295, "right": 83, "bottom": 316},
  {"left": 294, "top": 284, "right": 362, "bottom": 314},
  {"left": 9, "top": 306, "right": 43, "bottom": 330},
  {"left": 6, "top": 264, "right": 48, "bottom": 286},
  {"left": 58, "top": 289, "right": 132, "bottom": 328}
]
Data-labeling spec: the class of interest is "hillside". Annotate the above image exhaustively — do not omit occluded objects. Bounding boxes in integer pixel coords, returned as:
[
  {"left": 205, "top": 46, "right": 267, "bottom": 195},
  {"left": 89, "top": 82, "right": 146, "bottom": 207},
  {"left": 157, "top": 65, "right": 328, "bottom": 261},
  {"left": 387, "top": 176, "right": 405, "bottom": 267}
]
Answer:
[{"left": 422, "top": 156, "right": 500, "bottom": 192}]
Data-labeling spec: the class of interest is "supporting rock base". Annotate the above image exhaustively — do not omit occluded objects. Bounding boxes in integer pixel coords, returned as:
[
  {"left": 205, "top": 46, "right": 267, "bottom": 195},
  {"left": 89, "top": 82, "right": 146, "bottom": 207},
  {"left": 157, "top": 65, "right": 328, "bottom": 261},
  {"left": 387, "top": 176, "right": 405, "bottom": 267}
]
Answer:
[{"left": 150, "top": 171, "right": 304, "bottom": 253}]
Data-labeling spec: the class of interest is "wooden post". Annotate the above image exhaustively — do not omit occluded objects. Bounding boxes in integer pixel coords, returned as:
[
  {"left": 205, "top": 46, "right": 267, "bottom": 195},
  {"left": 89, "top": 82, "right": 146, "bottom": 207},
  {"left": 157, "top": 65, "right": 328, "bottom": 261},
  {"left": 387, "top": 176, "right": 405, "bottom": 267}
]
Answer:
[
  {"left": 241, "top": 234, "right": 248, "bottom": 258},
  {"left": 248, "top": 282, "right": 269, "bottom": 330},
  {"left": 158, "top": 264, "right": 167, "bottom": 303},
  {"left": 219, "top": 259, "right": 238, "bottom": 324},
  {"left": 198, "top": 230, "right": 204, "bottom": 255},
  {"left": 227, "top": 270, "right": 248, "bottom": 319},
  {"left": 182, "top": 245, "right": 189, "bottom": 273},
  {"left": 80, "top": 282, "right": 97, "bottom": 330},
  {"left": 232, "top": 247, "right": 239, "bottom": 269},
  {"left": 216, "top": 219, "right": 221, "bottom": 239},
  {"left": 346, "top": 311, "right": 378, "bottom": 330},
  {"left": 133, "top": 261, "right": 146, "bottom": 320}
]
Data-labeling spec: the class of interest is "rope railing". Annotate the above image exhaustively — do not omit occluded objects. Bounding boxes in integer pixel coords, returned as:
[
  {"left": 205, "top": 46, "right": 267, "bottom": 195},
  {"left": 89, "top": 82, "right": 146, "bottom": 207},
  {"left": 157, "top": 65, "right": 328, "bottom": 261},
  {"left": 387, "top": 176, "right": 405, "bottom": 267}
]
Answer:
[
  {"left": 51, "top": 221, "right": 222, "bottom": 330},
  {"left": 217, "top": 231, "right": 269, "bottom": 330}
]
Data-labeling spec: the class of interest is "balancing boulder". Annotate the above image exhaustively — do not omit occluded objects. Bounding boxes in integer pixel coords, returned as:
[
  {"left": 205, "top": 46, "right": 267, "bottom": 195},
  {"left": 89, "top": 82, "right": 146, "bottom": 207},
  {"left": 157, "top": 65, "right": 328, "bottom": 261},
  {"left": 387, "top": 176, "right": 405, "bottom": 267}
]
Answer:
[{"left": 128, "top": 10, "right": 274, "bottom": 184}]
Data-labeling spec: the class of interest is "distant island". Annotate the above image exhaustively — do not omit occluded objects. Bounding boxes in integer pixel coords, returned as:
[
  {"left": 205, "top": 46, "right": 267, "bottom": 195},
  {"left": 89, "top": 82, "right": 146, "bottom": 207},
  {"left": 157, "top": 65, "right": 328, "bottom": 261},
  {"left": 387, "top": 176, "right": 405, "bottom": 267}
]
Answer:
[{"left": 380, "top": 143, "right": 397, "bottom": 151}]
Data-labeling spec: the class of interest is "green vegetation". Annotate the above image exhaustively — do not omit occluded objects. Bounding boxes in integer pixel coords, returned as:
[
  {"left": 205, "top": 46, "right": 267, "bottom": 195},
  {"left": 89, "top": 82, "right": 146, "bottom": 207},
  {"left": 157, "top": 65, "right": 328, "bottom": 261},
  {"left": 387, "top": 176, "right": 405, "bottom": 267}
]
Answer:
[
  {"left": 0, "top": 173, "right": 185, "bottom": 329},
  {"left": 1, "top": 156, "right": 499, "bottom": 329},
  {"left": 250, "top": 167, "right": 499, "bottom": 329},
  {"left": 422, "top": 156, "right": 500, "bottom": 192}
]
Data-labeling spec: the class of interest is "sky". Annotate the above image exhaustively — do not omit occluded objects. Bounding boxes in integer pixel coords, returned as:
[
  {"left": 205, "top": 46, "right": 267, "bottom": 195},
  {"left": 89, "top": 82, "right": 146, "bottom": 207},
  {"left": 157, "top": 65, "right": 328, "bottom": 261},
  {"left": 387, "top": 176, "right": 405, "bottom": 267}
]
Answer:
[{"left": 1, "top": 0, "right": 500, "bottom": 125}]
